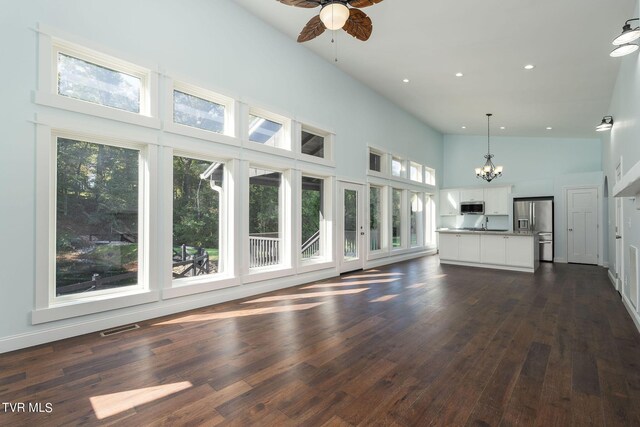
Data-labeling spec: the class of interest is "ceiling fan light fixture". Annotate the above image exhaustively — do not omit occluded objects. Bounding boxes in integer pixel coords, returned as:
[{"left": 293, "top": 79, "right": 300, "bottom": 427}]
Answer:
[
  {"left": 610, "top": 43, "right": 639, "bottom": 57},
  {"left": 613, "top": 20, "right": 640, "bottom": 45},
  {"left": 596, "top": 115, "right": 614, "bottom": 132},
  {"left": 319, "top": 2, "right": 350, "bottom": 30}
]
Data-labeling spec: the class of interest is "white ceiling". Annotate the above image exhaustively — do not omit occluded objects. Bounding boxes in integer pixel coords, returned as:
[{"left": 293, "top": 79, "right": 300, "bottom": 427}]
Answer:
[{"left": 233, "top": 0, "right": 636, "bottom": 138}]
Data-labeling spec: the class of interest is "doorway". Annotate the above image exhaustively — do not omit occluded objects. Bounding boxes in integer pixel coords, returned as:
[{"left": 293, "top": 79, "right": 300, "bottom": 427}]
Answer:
[
  {"left": 338, "top": 182, "right": 365, "bottom": 273},
  {"left": 567, "top": 187, "right": 598, "bottom": 265}
]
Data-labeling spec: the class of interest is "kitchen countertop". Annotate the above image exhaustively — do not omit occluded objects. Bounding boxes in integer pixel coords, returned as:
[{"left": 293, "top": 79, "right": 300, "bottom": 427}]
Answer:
[{"left": 436, "top": 228, "right": 538, "bottom": 237}]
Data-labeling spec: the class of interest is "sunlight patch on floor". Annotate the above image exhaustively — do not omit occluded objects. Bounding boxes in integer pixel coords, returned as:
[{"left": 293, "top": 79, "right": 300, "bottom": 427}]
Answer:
[
  {"left": 89, "top": 381, "right": 193, "bottom": 419},
  {"left": 343, "top": 272, "right": 405, "bottom": 279},
  {"left": 244, "top": 288, "right": 369, "bottom": 303},
  {"left": 302, "top": 279, "right": 399, "bottom": 289},
  {"left": 153, "top": 303, "right": 325, "bottom": 325},
  {"left": 369, "top": 294, "right": 399, "bottom": 302}
]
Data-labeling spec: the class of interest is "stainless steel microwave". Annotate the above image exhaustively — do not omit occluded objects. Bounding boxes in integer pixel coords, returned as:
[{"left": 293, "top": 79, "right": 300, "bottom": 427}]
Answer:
[{"left": 460, "top": 201, "right": 484, "bottom": 215}]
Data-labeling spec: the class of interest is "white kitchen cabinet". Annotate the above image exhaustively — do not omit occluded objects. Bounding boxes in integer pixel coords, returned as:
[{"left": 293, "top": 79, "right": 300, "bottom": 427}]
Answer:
[
  {"left": 505, "top": 236, "right": 533, "bottom": 267},
  {"left": 458, "top": 234, "right": 481, "bottom": 262},
  {"left": 480, "top": 235, "right": 507, "bottom": 264},
  {"left": 460, "top": 188, "right": 484, "bottom": 202},
  {"left": 439, "top": 189, "right": 460, "bottom": 216},
  {"left": 438, "top": 233, "right": 459, "bottom": 260},
  {"left": 484, "top": 187, "right": 510, "bottom": 215},
  {"left": 438, "top": 233, "right": 480, "bottom": 262}
]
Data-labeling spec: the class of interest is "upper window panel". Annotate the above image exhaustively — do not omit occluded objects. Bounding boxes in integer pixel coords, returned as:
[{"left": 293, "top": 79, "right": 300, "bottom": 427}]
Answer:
[
  {"left": 369, "top": 151, "right": 382, "bottom": 172},
  {"left": 391, "top": 157, "right": 403, "bottom": 177},
  {"left": 301, "top": 130, "right": 325, "bottom": 158},
  {"left": 173, "top": 90, "right": 225, "bottom": 134},
  {"left": 425, "top": 167, "right": 436, "bottom": 185},
  {"left": 249, "top": 114, "right": 283, "bottom": 146},
  {"left": 410, "top": 162, "right": 422, "bottom": 182},
  {"left": 57, "top": 53, "right": 141, "bottom": 113}
]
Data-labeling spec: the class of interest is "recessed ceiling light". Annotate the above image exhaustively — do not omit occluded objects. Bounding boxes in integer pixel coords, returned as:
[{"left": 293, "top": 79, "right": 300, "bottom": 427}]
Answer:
[
  {"left": 500, "top": 126, "right": 505, "bottom": 130},
  {"left": 546, "top": 126, "right": 553, "bottom": 130},
  {"left": 524, "top": 64, "right": 535, "bottom": 70},
  {"left": 402, "top": 78, "right": 410, "bottom": 83},
  {"left": 461, "top": 126, "right": 467, "bottom": 129},
  {"left": 455, "top": 72, "right": 463, "bottom": 77}
]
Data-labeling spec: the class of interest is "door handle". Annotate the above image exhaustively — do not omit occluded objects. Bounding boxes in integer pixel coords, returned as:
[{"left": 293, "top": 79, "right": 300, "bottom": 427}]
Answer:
[
  {"left": 568, "top": 228, "right": 573, "bottom": 231},
  {"left": 616, "top": 235, "right": 622, "bottom": 239},
  {"left": 360, "top": 232, "right": 365, "bottom": 236}
]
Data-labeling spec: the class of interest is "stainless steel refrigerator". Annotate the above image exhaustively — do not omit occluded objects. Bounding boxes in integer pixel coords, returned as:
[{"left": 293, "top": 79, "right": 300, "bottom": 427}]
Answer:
[{"left": 513, "top": 197, "right": 554, "bottom": 262}]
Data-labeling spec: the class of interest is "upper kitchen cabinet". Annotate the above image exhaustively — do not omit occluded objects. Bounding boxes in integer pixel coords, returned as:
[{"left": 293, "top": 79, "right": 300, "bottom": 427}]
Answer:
[
  {"left": 440, "top": 189, "right": 460, "bottom": 216},
  {"left": 484, "top": 186, "right": 511, "bottom": 215},
  {"left": 460, "top": 188, "right": 483, "bottom": 202}
]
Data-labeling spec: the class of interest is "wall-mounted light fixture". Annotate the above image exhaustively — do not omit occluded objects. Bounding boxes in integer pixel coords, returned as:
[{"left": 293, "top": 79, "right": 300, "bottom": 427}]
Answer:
[
  {"left": 611, "top": 18, "right": 640, "bottom": 57},
  {"left": 596, "top": 116, "right": 614, "bottom": 132}
]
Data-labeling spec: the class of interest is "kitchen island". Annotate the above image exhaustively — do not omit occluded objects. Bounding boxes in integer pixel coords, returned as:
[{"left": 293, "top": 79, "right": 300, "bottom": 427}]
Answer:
[{"left": 437, "top": 229, "right": 540, "bottom": 273}]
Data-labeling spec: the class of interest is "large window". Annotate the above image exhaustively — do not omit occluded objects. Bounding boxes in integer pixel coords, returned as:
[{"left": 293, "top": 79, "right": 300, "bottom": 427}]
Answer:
[
  {"left": 55, "top": 137, "right": 141, "bottom": 297},
  {"left": 301, "top": 176, "right": 324, "bottom": 261},
  {"left": 57, "top": 52, "right": 143, "bottom": 114},
  {"left": 392, "top": 188, "right": 403, "bottom": 248},
  {"left": 249, "top": 167, "right": 282, "bottom": 268},
  {"left": 172, "top": 156, "right": 223, "bottom": 280},
  {"left": 370, "top": 186, "right": 382, "bottom": 251},
  {"left": 173, "top": 90, "right": 225, "bottom": 134},
  {"left": 410, "top": 192, "right": 423, "bottom": 247}
]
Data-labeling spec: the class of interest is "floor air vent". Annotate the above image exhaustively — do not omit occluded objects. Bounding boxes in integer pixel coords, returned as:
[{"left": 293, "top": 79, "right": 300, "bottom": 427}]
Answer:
[{"left": 100, "top": 324, "right": 140, "bottom": 337}]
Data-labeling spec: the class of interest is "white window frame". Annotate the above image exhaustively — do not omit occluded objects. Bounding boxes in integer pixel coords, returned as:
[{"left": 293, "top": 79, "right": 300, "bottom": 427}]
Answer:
[
  {"left": 35, "top": 25, "right": 160, "bottom": 129},
  {"left": 409, "top": 192, "right": 424, "bottom": 248},
  {"left": 391, "top": 156, "right": 405, "bottom": 179},
  {"left": 246, "top": 106, "right": 292, "bottom": 152},
  {"left": 368, "top": 184, "right": 387, "bottom": 256},
  {"left": 162, "top": 149, "right": 239, "bottom": 299},
  {"left": 391, "top": 187, "right": 406, "bottom": 250},
  {"left": 164, "top": 79, "right": 239, "bottom": 146},
  {"left": 298, "top": 123, "right": 334, "bottom": 166},
  {"left": 245, "top": 163, "right": 293, "bottom": 281},
  {"left": 368, "top": 147, "right": 386, "bottom": 176},
  {"left": 298, "top": 172, "right": 334, "bottom": 272},
  {"left": 409, "top": 162, "right": 423, "bottom": 183},
  {"left": 33, "top": 125, "right": 159, "bottom": 324}
]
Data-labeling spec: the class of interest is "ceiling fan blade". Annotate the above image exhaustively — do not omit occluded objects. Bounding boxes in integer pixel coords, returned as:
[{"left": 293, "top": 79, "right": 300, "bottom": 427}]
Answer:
[
  {"left": 348, "top": 0, "right": 383, "bottom": 8},
  {"left": 343, "top": 8, "right": 372, "bottom": 41},
  {"left": 277, "top": 0, "right": 321, "bottom": 8},
  {"left": 297, "top": 15, "right": 326, "bottom": 42}
]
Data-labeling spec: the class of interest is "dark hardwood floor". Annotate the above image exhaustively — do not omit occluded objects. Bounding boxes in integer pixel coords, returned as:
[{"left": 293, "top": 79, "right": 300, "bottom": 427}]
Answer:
[{"left": 2, "top": 256, "right": 640, "bottom": 426}]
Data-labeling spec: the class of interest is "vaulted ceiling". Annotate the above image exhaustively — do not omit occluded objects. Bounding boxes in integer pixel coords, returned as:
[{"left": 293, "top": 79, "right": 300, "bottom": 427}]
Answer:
[{"left": 234, "top": 0, "right": 636, "bottom": 138}]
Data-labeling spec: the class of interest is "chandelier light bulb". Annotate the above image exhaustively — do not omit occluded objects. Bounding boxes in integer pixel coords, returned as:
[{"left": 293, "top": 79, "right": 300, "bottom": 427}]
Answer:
[{"left": 319, "top": 3, "right": 350, "bottom": 30}]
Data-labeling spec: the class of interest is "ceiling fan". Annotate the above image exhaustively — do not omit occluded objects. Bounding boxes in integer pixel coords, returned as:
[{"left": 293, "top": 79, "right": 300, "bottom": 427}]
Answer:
[{"left": 277, "top": 0, "right": 383, "bottom": 43}]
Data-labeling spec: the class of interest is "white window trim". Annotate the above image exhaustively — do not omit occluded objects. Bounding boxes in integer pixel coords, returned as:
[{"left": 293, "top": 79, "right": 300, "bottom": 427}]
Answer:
[
  {"left": 164, "top": 79, "right": 240, "bottom": 146},
  {"left": 35, "top": 25, "right": 160, "bottom": 129},
  {"left": 298, "top": 172, "right": 335, "bottom": 272},
  {"left": 33, "top": 125, "right": 159, "bottom": 324},
  {"left": 410, "top": 162, "right": 423, "bottom": 183},
  {"left": 161, "top": 148, "right": 240, "bottom": 300},
  {"left": 367, "top": 147, "right": 387, "bottom": 177},
  {"left": 245, "top": 105, "right": 292, "bottom": 152},
  {"left": 296, "top": 122, "right": 335, "bottom": 167}
]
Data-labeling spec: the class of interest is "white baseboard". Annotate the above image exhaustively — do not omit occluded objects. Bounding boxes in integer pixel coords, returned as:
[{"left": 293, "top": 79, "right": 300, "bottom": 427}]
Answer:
[
  {"left": 0, "top": 252, "right": 433, "bottom": 354},
  {"left": 366, "top": 249, "right": 436, "bottom": 269},
  {"left": 439, "top": 259, "right": 535, "bottom": 273},
  {"left": 622, "top": 293, "right": 640, "bottom": 334},
  {"left": 554, "top": 257, "right": 567, "bottom": 263},
  {"left": 603, "top": 261, "right": 610, "bottom": 268},
  {"left": 608, "top": 269, "right": 618, "bottom": 290}
]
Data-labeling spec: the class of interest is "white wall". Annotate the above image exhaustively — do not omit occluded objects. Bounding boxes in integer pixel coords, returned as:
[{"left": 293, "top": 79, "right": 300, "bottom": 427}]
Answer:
[
  {"left": 442, "top": 135, "right": 604, "bottom": 263},
  {"left": 0, "top": 0, "right": 443, "bottom": 350},
  {"left": 602, "top": 0, "right": 640, "bottom": 324}
]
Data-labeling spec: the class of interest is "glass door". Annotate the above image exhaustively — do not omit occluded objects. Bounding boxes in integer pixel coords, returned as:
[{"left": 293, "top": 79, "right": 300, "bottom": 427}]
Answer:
[{"left": 339, "top": 182, "right": 365, "bottom": 273}]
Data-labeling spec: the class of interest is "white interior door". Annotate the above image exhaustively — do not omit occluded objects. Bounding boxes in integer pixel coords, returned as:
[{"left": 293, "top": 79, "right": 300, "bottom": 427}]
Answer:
[
  {"left": 615, "top": 162, "right": 624, "bottom": 291},
  {"left": 338, "top": 182, "right": 365, "bottom": 273},
  {"left": 567, "top": 187, "right": 598, "bottom": 265}
]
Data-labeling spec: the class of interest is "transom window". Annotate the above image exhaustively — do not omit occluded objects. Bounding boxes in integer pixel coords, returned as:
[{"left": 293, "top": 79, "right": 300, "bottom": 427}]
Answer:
[
  {"left": 248, "top": 109, "right": 289, "bottom": 149},
  {"left": 369, "top": 150, "right": 382, "bottom": 172},
  {"left": 391, "top": 156, "right": 403, "bottom": 177},
  {"left": 425, "top": 167, "right": 436, "bottom": 185},
  {"left": 301, "top": 130, "right": 325, "bottom": 158},
  {"left": 55, "top": 137, "right": 142, "bottom": 297},
  {"left": 410, "top": 162, "right": 422, "bottom": 182},
  {"left": 172, "top": 156, "right": 224, "bottom": 280},
  {"left": 56, "top": 51, "right": 145, "bottom": 114},
  {"left": 173, "top": 90, "right": 225, "bottom": 134}
]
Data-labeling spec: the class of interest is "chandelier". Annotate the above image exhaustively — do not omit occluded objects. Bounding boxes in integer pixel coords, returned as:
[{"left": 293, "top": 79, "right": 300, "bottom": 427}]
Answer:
[{"left": 475, "top": 113, "right": 503, "bottom": 182}]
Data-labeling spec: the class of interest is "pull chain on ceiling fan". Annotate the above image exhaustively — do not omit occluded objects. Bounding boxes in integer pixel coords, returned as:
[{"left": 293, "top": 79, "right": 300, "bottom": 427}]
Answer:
[{"left": 276, "top": 0, "right": 383, "bottom": 43}]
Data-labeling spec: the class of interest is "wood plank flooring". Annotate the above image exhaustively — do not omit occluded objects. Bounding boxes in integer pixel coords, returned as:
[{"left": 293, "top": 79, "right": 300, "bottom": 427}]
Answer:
[{"left": 1, "top": 257, "right": 640, "bottom": 426}]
